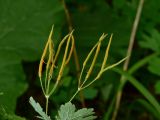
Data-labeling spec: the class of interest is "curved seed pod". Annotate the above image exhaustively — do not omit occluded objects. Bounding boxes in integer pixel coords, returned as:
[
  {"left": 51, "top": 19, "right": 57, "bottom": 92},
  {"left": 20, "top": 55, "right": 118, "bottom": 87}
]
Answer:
[
  {"left": 38, "top": 26, "right": 54, "bottom": 79},
  {"left": 65, "top": 35, "right": 74, "bottom": 65},
  {"left": 100, "top": 34, "right": 113, "bottom": 71},
  {"left": 79, "top": 34, "right": 107, "bottom": 87},
  {"left": 48, "top": 33, "right": 71, "bottom": 79},
  {"left": 56, "top": 31, "right": 74, "bottom": 81}
]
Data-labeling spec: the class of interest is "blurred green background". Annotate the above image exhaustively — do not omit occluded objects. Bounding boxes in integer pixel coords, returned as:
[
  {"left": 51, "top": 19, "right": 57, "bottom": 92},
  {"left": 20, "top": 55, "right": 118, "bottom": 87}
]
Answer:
[{"left": 0, "top": 0, "right": 160, "bottom": 120}]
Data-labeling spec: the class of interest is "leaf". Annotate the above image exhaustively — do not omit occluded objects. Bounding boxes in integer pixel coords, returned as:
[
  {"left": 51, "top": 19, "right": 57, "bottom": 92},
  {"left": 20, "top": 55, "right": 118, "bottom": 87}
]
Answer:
[
  {"left": 142, "top": 0, "right": 160, "bottom": 25},
  {"left": 0, "top": 0, "right": 64, "bottom": 113},
  {"left": 0, "top": 107, "right": 26, "bottom": 120},
  {"left": 128, "top": 53, "right": 159, "bottom": 74},
  {"left": 139, "top": 29, "right": 160, "bottom": 52},
  {"left": 0, "top": 50, "right": 28, "bottom": 112},
  {"left": 29, "top": 97, "right": 51, "bottom": 120},
  {"left": 135, "top": 99, "right": 160, "bottom": 119},
  {"left": 83, "top": 88, "right": 98, "bottom": 99},
  {"left": 51, "top": 90, "right": 68, "bottom": 103},
  {"left": 148, "top": 57, "right": 160, "bottom": 76},
  {"left": 154, "top": 80, "right": 160, "bottom": 94},
  {"left": 62, "top": 76, "right": 72, "bottom": 87},
  {"left": 112, "top": 68, "right": 160, "bottom": 114},
  {"left": 0, "top": 0, "right": 65, "bottom": 61},
  {"left": 113, "top": 0, "right": 126, "bottom": 10},
  {"left": 0, "top": 92, "right": 3, "bottom": 96},
  {"left": 101, "top": 84, "right": 113, "bottom": 101},
  {"left": 72, "top": 0, "right": 132, "bottom": 56},
  {"left": 55, "top": 102, "right": 97, "bottom": 120}
]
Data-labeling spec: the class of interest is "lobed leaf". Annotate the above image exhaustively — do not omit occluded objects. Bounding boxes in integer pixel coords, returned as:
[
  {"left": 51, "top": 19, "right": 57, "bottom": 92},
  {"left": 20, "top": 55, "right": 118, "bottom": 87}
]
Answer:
[
  {"left": 29, "top": 97, "right": 51, "bottom": 120},
  {"left": 55, "top": 102, "right": 96, "bottom": 120}
]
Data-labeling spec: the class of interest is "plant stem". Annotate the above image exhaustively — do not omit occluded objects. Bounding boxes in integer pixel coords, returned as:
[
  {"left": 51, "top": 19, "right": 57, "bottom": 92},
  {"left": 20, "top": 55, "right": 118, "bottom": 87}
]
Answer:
[
  {"left": 128, "top": 53, "right": 158, "bottom": 74},
  {"left": 45, "top": 95, "right": 49, "bottom": 115},
  {"left": 111, "top": 0, "right": 145, "bottom": 120},
  {"left": 61, "top": 0, "right": 85, "bottom": 106},
  {"left": 39, "top": 78, "right": 45, "bottom": 95},
  {"left": 49, "top": 80, "right": 59, "bottom": 96},
  {"left": 69, "top": 89, "right": 80, "bottom": 102}
]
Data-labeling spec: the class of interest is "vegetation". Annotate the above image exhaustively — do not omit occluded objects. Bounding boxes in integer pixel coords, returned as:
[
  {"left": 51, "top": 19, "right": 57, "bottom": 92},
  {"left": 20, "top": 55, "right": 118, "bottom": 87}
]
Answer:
[{"left": 0, "top": 0, "right": 160, "bottom": 120}]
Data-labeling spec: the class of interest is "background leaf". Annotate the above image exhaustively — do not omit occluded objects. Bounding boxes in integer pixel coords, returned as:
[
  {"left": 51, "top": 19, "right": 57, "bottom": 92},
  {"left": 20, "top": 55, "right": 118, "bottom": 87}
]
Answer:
[
  {"left": 0, "top": 0, "right": 65, "bottom": 114},
  {"left": 148, "top": 57, "right": 160, "bottom": 76},
  {"left": 154, "top": 80, "right": 160, "bottom": 94},
  {"left": 83, "top": 88, "right": 98, "bottom": 100},
  {"left": 0, "top": 50, "right": 27, "bottom": 112},
  {"left": 0, "top": 107, "right": 26, "bottom": 120},
  {"left": 0, "top": 0, "right": 65, "bottom": 61}
]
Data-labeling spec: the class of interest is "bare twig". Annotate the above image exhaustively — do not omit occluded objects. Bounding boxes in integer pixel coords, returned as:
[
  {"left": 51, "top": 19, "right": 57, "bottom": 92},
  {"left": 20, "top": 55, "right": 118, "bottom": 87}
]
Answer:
[{"left": 111, "top": 0, "right": 145, "bottom": 120}]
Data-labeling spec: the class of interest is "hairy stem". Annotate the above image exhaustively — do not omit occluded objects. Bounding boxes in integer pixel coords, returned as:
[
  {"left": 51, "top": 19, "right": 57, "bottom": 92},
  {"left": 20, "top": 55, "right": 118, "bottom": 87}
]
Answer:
[{"left": 112, "top": 0, "right": 145, "bottom": 120}]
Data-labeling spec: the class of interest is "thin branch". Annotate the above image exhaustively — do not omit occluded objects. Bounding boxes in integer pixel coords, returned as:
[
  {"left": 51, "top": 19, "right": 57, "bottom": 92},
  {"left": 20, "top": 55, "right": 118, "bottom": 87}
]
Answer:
[{"left": 111, "top": 0, "right": 145, "bottom": 120}]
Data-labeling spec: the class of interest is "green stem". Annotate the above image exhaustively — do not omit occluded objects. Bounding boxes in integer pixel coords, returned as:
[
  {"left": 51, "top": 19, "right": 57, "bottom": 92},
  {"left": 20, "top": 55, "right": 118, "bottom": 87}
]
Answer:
[
  {"left": 112, "top": 0, "right": 145, "bottom": 119},
  {"left": 49, "top": 80, "right": 59, "bottom": 96},
  {"left": 69, "top": 89, "right": 80, "bottom": 102},
  {"left": 45, "top": 95, "right": 49, "bottom": 115},
  {"left": 39, "top": 78, "right": 45, "bottom": 95}
]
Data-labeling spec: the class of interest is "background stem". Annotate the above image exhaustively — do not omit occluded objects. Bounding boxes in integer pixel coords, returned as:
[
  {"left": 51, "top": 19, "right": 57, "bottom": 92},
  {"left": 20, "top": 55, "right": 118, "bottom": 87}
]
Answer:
[
  {"left": 61, "top": 0, "right": 85, "bottom": 107},
  {"left": 111, "top": 0, "right": 145, "bottom": 120}
]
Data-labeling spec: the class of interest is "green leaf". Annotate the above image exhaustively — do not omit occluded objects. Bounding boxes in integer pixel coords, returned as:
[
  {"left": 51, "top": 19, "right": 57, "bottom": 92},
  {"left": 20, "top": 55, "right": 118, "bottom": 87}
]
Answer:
[
  {"left": 128, "top": 53, "right": 159, "bottom": 74},
  {"left": 72, "top": 0, "right": 132, "bottom": 56},
  {"left": 52, "top": 90, "right": 68, "bottom": 103},
  {"left": 83, "top": 88, "right": 98, "bottom": 99},
  {"left": 112, "top": 68, "right": 160, "bottom": 114},
  {"left": 135, "top": 99, "right": 160, "bottom": 119},
  {"left": 0, "top": 92, "right": 3, "bottom": 96},
  {"left": 0, "top": 107, "right": 26, "bottom": 120},
  {"left": 55, "top": 102, "right": 97, "bottom": 120},
  {"left": 142, "top": 0, "right": 160, "bottom": 24},
  {"left": 0, "top": 0, "right": 64, "bottom": 61},
  {"left": 62, "top": 76, "right": 72, "bottom": 87},
  {"left": 0, "top": 50, "right": 27, "bottom": 112},
  {"left": 154, "top": 80, "right": 160, "bottom": 94},
  {"left": 0, "top": 0, "right": 65, "bottom": 113},
  {"left": 29, "top": 97, "right": 51, "bottom": 120},
  {"left": 113, "top": 0, "right": 125, "bottom": 9},
  {"left": 101, "top": 84, "right": 113, "bottom": 101},
  {"left": 148, "top": 57, "right": 160, "bottom": 76},
  {"left": 139, "top": 29, "right": 160, "bottom": 52}
]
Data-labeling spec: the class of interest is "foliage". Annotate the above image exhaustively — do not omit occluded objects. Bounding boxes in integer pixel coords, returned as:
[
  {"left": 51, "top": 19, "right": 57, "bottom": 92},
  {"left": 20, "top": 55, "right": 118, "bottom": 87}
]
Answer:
[
  {"left": 154, "top": 81, "right": 160, "bottom": 94},
  {"left": 29, "top": 26, "right": 126, "bottom": 119},
  {"left": 0, "top": 0, "right": 160, "bottom": 119},
  {"left": 29, "top": 97, "right": 96, "bottom": 120},
  {"left": 0, "top": 107, "right": 26, "bottom": 120},
  {"left": 0, "top": 0, "right": 64, "bottom": 115},
  {"left": 0, "top": 50, "right": 27, "bottom": 111},
  {"left": 55, "top": 102, "right": 96, "bottom": 120},
  {"left": 29, "top": 97, "right": 51, "bottom": 120}
]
